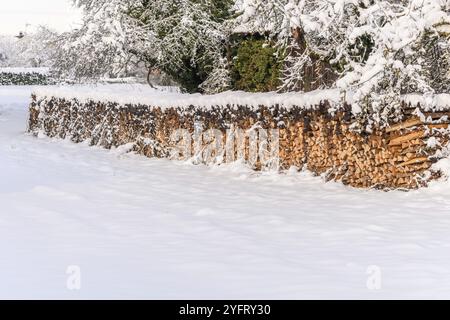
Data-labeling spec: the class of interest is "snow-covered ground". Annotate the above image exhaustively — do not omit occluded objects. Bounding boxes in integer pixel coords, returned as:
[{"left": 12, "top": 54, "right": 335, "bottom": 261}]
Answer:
[{"left": 2, "top": 86, "right": 450, "bottom": 299}]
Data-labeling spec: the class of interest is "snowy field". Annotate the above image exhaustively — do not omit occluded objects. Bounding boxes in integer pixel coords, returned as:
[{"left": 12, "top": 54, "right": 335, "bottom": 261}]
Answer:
[{"left": 2, "top": 86, "right": 450, "bottom": 299}]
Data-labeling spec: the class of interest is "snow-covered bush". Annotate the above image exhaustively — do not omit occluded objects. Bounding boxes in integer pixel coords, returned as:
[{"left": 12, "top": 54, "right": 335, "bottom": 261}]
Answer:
[{"left": 0, "top": 68, "right": 53, "bottom": 85}]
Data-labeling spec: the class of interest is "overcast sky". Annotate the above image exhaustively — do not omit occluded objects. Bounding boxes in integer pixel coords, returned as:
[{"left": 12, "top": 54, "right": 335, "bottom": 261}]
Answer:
[{"left": 0, "top": 0, "right": 82, "bottom": 35}]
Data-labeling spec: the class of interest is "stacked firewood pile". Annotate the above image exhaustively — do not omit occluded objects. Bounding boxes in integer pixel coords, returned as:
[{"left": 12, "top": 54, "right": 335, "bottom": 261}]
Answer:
[
  {"left": 300, "top": 108, "right": 448, "bottom": 189},
  {"left": 28, "top": 95, "right": 450, "bottom": 190}
]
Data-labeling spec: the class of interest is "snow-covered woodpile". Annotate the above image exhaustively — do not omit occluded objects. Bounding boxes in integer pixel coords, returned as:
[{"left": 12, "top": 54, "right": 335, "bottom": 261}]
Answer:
[{"left": 28, "top": 87, "right": 450, "bottom": 190}]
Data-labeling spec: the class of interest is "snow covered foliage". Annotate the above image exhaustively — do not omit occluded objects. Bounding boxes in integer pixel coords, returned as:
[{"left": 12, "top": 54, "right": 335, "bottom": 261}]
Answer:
[
  {"left": 0, "top": 46, "right": 7, "bottom": 66},
  {"left": 199, "top": 58, "right": 232, "bottom": 94},
  {"left": 0, "top": 68, "right": 52, "bottom": 85},
  {"left": 52, "top": 0, "right": 145, "bottom": 80},
  {"left": 135, "top": 0, "right": 233, "bottom": 92},
  {"left": 234, "top": 0, "right": 450, "bottom": 130},
  {"left": 54, "top": 0, "right": 233, "bottom": 92},
  {"left": 0, "top": 27, "right": 58, "bottom": 68}
]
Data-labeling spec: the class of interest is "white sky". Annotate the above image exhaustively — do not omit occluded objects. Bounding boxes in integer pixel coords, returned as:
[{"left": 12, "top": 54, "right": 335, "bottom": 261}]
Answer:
[{"left": 0, "top": 0, "right": 82, "bottom": 35}]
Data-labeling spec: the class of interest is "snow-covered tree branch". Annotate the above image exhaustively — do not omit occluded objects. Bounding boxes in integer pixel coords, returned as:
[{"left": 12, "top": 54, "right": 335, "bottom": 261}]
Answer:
[{"left": 53, "top": 0, "right": 233, "bottom": 92}]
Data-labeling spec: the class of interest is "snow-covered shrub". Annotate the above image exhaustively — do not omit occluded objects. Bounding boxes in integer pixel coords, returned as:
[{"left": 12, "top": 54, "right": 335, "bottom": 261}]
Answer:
[{"left": 0, "top": 68, "right": 54, "bottom": 85}]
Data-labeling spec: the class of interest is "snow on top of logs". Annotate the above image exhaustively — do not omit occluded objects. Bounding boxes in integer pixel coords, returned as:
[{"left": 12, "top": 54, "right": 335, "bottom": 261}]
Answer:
[
  {"left": 402, "top": 93, "right": 450, "bottom": 111},
  {"left": 32, "top": 84, "right": 450, "bottom": 112},
  {"left": 32, "top": 84, "right": 344, "bottom": 110},
  {"left": 0, "top": 67, "right": 50, "bottom": 75}
]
